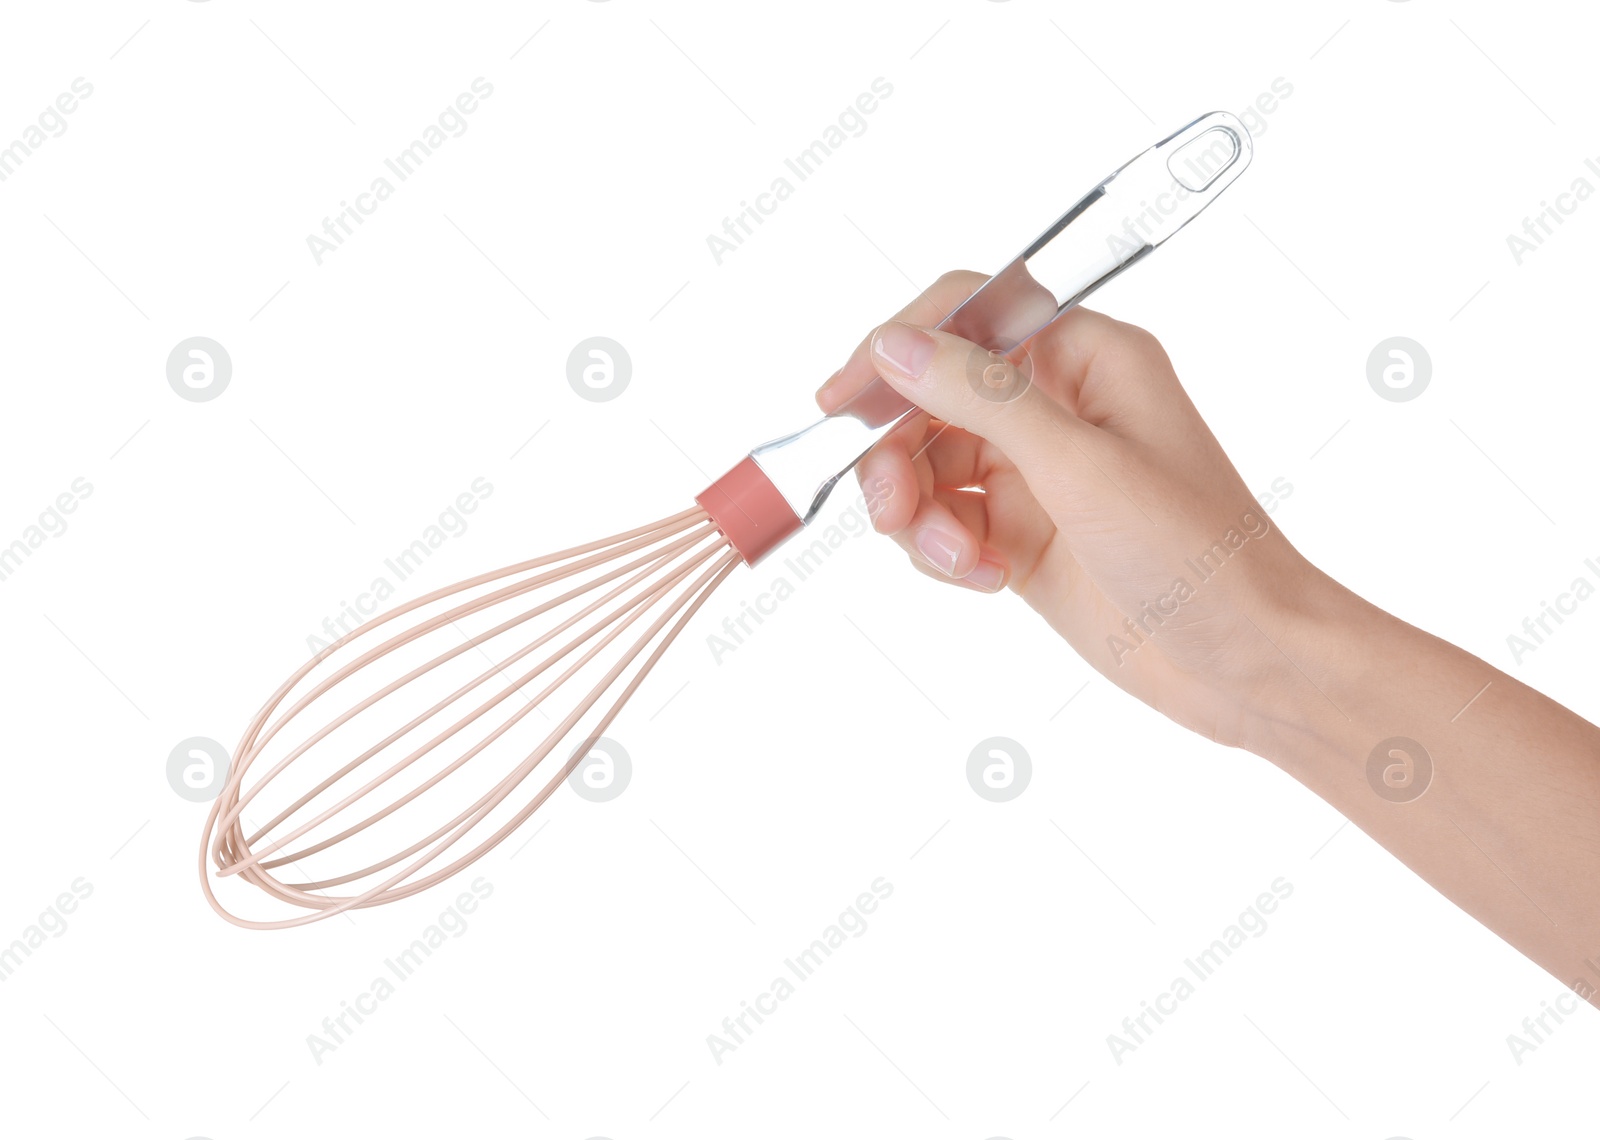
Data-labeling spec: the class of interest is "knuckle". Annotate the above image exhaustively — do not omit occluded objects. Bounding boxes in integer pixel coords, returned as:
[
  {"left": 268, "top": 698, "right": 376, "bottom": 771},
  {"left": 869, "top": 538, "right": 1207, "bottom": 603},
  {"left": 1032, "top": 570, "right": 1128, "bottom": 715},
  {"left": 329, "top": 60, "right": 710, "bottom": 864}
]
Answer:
[
  {"left": 932, "top": 268, "right": 988, "bottom": 296},
  {"left": 1116, "top": 321, "right": 1171, "bottom": 366}
]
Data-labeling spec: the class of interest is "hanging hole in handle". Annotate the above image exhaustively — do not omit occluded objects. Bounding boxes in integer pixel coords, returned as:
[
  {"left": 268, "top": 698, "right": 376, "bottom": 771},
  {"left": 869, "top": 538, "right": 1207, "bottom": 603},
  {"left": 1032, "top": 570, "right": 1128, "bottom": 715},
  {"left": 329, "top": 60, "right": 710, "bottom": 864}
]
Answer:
[{"left": 1167, "top": 127, "right": 1242, "bottom": 192}]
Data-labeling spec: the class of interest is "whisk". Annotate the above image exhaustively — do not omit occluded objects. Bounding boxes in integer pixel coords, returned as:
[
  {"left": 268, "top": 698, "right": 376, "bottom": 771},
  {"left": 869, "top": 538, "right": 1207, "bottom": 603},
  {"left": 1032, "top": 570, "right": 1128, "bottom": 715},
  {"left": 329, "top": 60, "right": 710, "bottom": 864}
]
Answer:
[{"left": 201, "top": 112, "right": 1251, "bottom": 927}]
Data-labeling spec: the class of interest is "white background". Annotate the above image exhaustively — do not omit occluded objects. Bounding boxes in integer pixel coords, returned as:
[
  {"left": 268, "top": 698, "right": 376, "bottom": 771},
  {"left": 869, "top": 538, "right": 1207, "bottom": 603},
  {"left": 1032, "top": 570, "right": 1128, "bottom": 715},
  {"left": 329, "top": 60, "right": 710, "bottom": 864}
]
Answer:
[{"left": 1, "top": 0, "right": 1597, "bottom": 1136}]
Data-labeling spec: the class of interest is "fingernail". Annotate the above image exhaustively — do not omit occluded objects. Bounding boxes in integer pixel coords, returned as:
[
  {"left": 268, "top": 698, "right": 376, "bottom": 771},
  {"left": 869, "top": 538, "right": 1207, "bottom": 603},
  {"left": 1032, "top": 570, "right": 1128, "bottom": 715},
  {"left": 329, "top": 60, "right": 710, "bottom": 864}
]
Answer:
[
  {"left": 915, "top": 529, "right": 963, "bottom": 576},
  {"left": 964, "top": 559, "right": 1007, "bottom": 592},
  {"left": 872, "top": 321, "right": 937, "bottom": 380}
]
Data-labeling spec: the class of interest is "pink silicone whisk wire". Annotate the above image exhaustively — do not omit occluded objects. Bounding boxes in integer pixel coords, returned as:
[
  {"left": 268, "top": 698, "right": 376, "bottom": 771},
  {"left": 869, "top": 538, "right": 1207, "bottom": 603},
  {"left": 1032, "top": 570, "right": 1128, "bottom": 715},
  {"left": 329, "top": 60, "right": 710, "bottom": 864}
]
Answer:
[{"left": 201, "top": 507, "right": 737, "bottom": 929}]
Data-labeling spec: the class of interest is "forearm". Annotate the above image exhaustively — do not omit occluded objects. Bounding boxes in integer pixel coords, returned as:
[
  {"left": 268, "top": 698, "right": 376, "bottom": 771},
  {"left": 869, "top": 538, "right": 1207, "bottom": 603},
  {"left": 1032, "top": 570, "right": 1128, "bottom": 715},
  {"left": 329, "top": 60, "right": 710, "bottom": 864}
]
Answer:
[
  {"left": 832, "top": 289, "right": 1600, "bottom": 996},
  {"left": 1243, "top": 573, "right": 1600, "bottom": 1003}
]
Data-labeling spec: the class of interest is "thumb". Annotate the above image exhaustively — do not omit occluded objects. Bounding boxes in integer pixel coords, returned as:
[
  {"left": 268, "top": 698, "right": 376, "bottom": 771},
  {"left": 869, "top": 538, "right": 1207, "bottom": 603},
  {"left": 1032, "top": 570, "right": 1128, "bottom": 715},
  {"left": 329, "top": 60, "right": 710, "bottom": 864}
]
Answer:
[{"left": 867, "top": 320, "right": 1089, "bottom": 470}]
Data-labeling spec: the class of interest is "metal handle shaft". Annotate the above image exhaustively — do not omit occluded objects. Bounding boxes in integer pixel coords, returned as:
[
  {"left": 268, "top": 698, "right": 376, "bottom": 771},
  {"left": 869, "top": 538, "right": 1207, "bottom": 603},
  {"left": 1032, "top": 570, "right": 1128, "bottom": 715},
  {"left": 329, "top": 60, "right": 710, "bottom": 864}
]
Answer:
[{"left": 748, "top": 110, "right": 1252, "bottom": 525}]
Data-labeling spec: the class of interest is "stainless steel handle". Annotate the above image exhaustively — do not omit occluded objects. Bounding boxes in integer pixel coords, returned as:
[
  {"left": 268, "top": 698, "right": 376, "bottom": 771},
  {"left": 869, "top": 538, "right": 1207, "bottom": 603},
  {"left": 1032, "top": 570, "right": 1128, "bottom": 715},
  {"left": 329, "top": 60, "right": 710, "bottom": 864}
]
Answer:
[{"left": 749, "top": 110, "right": 1252, "bottom": 524}]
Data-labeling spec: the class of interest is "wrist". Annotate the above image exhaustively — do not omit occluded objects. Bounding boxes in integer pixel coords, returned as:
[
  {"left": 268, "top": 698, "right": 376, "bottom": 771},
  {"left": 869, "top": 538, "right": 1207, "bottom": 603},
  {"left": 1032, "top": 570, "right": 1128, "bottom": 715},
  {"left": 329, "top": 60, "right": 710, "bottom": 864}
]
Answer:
[{"left": 1232, "top": 568, "right": 1399, "bottom": 766}]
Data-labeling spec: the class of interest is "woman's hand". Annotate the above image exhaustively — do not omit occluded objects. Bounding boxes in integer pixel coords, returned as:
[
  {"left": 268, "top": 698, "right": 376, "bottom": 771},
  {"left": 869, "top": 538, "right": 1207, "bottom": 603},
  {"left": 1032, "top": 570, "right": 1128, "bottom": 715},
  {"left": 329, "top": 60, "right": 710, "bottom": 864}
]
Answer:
[
  {"left": 821, "top": 271, "right": 1600, "bottom": 1005},
  {"left": 817, "top": 270, "right": 1329, "bottom": 748}
]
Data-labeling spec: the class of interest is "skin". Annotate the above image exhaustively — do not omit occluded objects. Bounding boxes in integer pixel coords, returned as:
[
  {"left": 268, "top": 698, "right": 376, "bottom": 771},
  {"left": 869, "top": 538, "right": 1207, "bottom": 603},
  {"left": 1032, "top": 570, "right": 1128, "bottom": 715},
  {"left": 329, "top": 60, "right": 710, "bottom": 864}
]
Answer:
[{"left": 818, "top": 271, "right": 1600, "bottom": 1006}]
